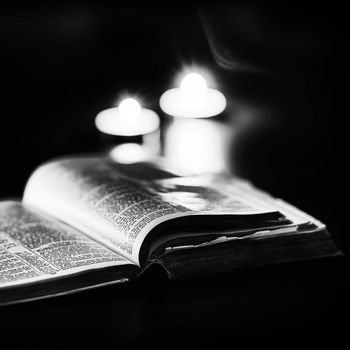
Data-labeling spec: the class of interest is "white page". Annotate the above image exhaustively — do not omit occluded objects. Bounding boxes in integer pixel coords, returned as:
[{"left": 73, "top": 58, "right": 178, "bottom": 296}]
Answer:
[
  {"left": 0, "top": 202, "right": 130, "bottom": 289},
  {"left": 24, "top": 157, "right": 281, "bottom": 266}
]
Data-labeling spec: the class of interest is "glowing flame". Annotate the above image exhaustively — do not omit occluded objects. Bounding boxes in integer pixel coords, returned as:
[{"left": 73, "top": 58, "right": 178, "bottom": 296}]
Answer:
[
  {"left": 159, "top": 68, "right": 226, "bottom": 118},
  {"left": 118, "top": 98, "right": 142, "bottom": 124},
  {"left": 180, "top": 72, "right": 208, "bottom": 99}
]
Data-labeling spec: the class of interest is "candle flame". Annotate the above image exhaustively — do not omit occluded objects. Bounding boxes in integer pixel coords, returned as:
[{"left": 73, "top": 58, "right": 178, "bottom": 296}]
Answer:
[
  {"left": 118, "top": 98, "right": 142, "bottom": 124},
  {"left": 180, "top": 72, "right": 207, "bottom": 99}
]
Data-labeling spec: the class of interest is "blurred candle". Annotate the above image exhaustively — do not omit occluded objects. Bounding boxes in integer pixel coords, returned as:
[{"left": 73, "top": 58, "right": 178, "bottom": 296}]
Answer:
[
  {"left": 95, "top": 97, "right": 160, "bottom": 163},
  {"left": 159, "top": 71, "right": 230, "bottom": 174},
  {"left": 160, "top": 72, "right": 226, "bottom": 118},
  {"left": 95, "top": 98, "right": 159, "bottom": 136},
  {"left": 109, "top": 142, "right": 151, "bottom": 164}
]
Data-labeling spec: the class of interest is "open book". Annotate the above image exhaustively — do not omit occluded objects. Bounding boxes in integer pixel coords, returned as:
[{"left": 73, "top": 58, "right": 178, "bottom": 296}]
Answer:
[{"left": 0, "top": 156, "right": 340, "bottom": 305}]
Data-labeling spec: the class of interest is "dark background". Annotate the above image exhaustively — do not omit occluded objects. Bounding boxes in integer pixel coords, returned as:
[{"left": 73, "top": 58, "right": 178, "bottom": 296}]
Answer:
[{"left": 0, "top": 1, "right": 349, "bottom": 348}]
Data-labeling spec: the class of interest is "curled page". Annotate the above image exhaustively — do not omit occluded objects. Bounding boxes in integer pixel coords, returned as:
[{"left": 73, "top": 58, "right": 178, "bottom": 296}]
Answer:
[{"left": 23, "top": 157, "right": 281, "bottom": 265}]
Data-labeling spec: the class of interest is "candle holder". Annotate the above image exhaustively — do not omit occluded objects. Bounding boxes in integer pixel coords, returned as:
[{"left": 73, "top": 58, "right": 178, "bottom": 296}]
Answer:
[{"left": 95, "top": 98, "right": 160, "bottom": 163}]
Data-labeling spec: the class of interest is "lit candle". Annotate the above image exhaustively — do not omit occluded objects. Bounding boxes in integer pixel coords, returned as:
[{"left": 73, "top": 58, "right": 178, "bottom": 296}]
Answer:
[
  {"left": 159, "top": 71, "right": 230, "bottom": 174},
  {"left": 95, "top": 97, "right": 160, "bottom": 163},
  {"left": 95, "top": 98, "right": 160, "bottom": 137},
  {"left": 159, "top": 72, "right": 226, "bottom": 118}
]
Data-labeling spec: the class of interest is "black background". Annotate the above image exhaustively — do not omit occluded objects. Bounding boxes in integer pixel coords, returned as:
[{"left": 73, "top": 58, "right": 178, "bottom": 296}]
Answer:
[{"left": 0, "top": 1, "right": 349, "bottom": 348}]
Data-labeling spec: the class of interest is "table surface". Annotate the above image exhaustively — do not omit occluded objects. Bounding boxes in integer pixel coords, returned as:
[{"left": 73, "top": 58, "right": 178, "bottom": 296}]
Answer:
[{"left": 0, "top": 256, "right": 348, "bottom": 348}]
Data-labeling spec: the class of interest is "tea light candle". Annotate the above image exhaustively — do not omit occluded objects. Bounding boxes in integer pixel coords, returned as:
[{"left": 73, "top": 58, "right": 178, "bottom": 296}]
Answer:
[
  {"left": 159, "top": 72, "right": 226, "bottom": 118},
  {"left": 159, "top": 71, "right": 230, "bottom": 174},
  {"left": 95, "top": 98, "right": 160, "bottom": 136},
  {"left": 95, "top": 98, "right": 161, "bottom": 163}
]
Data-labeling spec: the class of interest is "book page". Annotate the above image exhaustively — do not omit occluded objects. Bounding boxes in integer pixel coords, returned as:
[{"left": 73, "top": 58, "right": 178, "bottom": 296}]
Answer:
[
  {"left": 146, "top": 175, "right": 279, "bottom": 214},
  {"left": 149, "top": 174, "right": 323, "bottom": 226},
  {"left": 23, "top": 157, "right": 280, "bottom": 266},
  {"left": 24, "top": 158, "right": 193, "bottom": 265},
  {"left": 0, "top": 202, "right": 130, "bottom": 289}
]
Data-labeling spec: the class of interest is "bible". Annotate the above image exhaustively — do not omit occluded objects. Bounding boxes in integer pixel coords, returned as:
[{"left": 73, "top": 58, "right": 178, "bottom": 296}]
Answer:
[{"left": 0, "top": 156, "right": 340, "bottom": 305}]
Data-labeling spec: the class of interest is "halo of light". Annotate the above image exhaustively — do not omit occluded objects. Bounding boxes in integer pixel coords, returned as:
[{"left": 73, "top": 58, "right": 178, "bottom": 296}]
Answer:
[
  {"left": 160, "top": 88, "right": 226, "bottom": 118},
  {"left": 95, "top": 104, "right": 160, "bottom": 136}
]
